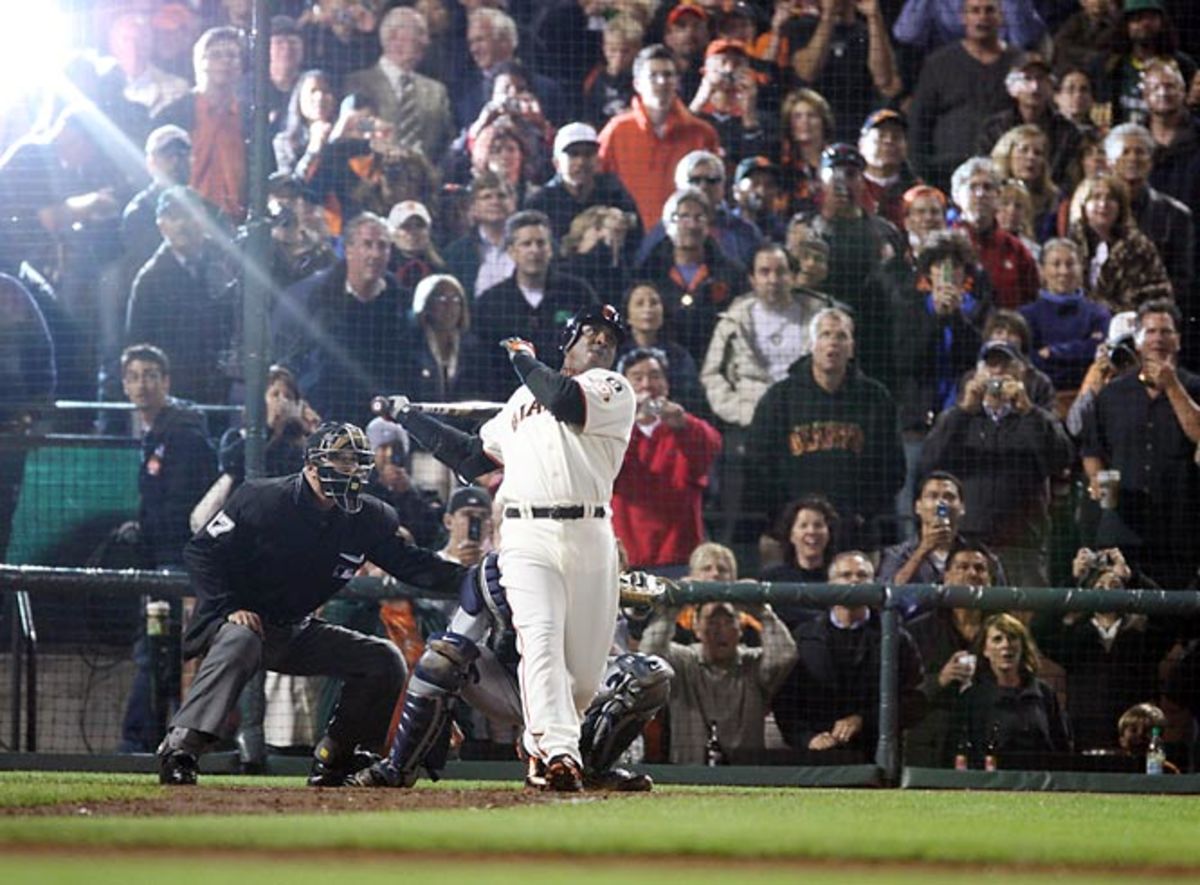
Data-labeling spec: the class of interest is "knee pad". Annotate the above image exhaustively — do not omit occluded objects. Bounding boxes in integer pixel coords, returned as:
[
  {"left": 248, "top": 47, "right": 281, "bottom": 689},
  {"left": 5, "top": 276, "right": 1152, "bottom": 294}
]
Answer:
[
  {"left": 385, "top": 632, "right": 480, "bottom": 785},
  {"left": 409, "top": 631, "right": 481, "bottom": 697},
  {"left": 579, "top": 653, "right": 674, "bottom": 774}
]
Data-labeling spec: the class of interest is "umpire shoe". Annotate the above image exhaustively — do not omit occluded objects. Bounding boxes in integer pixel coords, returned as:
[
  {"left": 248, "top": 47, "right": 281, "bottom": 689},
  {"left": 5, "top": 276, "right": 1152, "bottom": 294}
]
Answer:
[
  {"left": 308, "top": 749, "right": 381, "bottom": 787},
  {"left": 583, "top": 767, "right": 653, "bottom": 792},
  {"left": 158, "top": 751, "right": 199, "bottom": 786}
]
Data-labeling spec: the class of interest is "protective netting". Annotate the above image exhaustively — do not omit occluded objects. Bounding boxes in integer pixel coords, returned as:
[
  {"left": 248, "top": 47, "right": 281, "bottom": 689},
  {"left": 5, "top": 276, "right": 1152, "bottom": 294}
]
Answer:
[{"left": 1, "top": 0, "right": 1199, "bottom": 773}]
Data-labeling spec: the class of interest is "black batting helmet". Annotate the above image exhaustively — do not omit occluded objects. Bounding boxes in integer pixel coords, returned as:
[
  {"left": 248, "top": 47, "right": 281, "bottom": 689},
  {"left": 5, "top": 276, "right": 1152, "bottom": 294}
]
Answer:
[{"left": 559, "top": 303, "right": 628, "bottom": 353}]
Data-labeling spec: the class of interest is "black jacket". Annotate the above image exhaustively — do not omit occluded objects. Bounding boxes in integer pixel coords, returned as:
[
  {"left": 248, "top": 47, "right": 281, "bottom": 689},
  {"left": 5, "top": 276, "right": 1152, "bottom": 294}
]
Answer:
[
  {"left": 772, "top": 613, "right": 926, "bottom": 759},
  {"left": 918, "top": 404, "right": 1073, "bottom": 549},
  {"left": 140, "top": 400, "right": 217, "bottom": 569},
  {"left": 747, "top": 355, "right": 905, "bottom": 534},
  {"left": 472, "top": 268, "right": 597, "bottom": 401},
  {"left": 182, "top": 473, "right": 464, "bottom": 658}
]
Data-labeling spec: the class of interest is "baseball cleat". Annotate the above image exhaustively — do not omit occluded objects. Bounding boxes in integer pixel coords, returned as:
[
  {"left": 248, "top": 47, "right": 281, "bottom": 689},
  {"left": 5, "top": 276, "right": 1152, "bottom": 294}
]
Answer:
[
  {"left": 545, "top": 754, "right": 584, "bottom": 792},
  {"left": 583, "top": 767, "right": 653, "bottom": 792},
  {"left": 345, "top": 760, "right": 404, "bottom": 788},
  {"left": 158, "top": 750, "right": 199, "bottom": 786}
]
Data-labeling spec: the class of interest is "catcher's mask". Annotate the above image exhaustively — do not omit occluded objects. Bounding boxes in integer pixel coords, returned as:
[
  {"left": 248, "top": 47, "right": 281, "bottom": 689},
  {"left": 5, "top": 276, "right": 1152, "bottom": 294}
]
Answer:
[
  {"left": 305, "top": 422, "right": 374, "bottom": 513},
  {"left": 559, "top": 303, "right": 628, "bottom": 354}
]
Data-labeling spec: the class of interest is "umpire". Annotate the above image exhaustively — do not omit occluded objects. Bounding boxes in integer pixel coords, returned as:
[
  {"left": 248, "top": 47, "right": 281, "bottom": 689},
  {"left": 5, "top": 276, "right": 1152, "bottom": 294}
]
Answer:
[{"left": 157, "top": 422, "right": 468, "bottom": 786}]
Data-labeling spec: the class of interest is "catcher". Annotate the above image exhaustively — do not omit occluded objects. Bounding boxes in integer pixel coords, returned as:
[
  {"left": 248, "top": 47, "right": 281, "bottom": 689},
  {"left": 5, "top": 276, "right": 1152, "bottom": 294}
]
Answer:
[{"left": 349, "top": 561, "right": 675, "bottom": 791}]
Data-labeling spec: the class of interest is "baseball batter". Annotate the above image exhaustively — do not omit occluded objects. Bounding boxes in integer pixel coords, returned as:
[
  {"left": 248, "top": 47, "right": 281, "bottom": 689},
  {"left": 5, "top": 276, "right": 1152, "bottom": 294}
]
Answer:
[{"left": 384, "top": 304, "right": 636, "bottom": 791}]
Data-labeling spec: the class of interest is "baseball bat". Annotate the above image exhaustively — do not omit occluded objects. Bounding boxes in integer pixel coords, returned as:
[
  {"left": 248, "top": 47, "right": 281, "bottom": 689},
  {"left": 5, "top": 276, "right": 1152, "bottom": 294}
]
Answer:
[{"left": 371, "top": 395, "right": 504, "bottom": 419}]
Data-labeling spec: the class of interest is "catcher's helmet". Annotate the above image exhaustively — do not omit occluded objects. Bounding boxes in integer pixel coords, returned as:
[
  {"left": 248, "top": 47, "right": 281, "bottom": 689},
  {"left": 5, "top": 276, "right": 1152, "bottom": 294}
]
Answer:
[
  {"left": 559, "top": 303, "right": 628, "bottom": 354},
  {"left": 305, "top": 422, "right": 374, "bottom": 513}
]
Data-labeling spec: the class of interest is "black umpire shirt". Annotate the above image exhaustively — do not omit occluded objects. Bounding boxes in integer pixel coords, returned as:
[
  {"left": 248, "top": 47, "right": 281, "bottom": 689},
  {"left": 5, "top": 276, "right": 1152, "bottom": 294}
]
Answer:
[{"left": 182, "top": 473, "right": 465, "bottom": 658}]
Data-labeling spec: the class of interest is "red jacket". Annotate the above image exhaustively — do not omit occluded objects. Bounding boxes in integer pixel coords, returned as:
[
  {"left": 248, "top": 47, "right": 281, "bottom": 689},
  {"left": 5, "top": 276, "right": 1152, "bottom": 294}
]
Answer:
[
  {"left": 957, "top": 221, "right": 1039, "bottom": 310},
  {"left": 598, "top": 96, "right": 721, "bottom": 229},
  {"left": 612, "top": 413, "right": 722, "bottom": 568}
]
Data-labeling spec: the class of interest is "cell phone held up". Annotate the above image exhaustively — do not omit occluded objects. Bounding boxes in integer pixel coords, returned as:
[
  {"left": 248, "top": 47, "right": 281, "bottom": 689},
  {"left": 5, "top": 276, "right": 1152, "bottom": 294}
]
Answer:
[{"left": 467, "top": 514, "right": 482, "bottom": 542}]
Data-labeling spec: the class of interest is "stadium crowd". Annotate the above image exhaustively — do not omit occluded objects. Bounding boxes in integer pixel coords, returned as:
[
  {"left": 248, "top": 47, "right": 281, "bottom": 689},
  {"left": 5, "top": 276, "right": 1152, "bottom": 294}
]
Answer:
[{"left": 2, "top": 0, "right": 1200, "bottom": 773}]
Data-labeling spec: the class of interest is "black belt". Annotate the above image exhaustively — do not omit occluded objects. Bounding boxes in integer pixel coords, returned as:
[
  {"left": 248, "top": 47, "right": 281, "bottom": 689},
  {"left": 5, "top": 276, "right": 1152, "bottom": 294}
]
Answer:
[{"left": 504, "top": 505, "right": 608, "bottom": 520}]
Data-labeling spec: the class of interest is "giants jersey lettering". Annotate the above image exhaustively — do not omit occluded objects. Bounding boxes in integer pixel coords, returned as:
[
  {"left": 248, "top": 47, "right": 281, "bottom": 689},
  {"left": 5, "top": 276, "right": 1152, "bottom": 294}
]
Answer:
[{"left": 480, "top": 368, "right": 636, "bottom": 505}]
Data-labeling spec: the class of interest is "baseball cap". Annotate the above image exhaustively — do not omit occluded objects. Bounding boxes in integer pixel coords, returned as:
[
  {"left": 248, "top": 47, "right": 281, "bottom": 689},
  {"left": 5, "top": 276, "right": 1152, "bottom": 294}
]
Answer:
[
  {"left": 735, "top": 155, "right": 780, "bottom": 183},
  {"left": 666, "top": 3, "right": 708, "bottom": 26},
  {"left": 1123, "top": 0, "right": 1164, "bottom": 14},
  {"left": 152, "top": 3, "right": 195, "bottom": 32},
  {"left": 553, "top": 122, "right": 600, "bottom": 161},
  {"left": 795, "top": 231, "right": 831, "bottom": 256},
  {"left": 1011, "top": 51, "right": 1052, "bottom": 75},
  {"left": 365, "top": 415, "right": 410, "bottom": 457},
  {"left": 387, "top": 200, "right": 431, "bottom": 229},
  {"left": 719, "top": 1, "right": 758, "bottom": 24},
  {"left": 156, "top": 185, "right": 204, "bottom": 219},
  {"left": 979, "top": 340, "right": 1021, "bottom": 363},
  {"left": 145, "top": 124, "right": 191, "bottom": 155},
  {"left": 704, "top": 38, "right": 748, "bottom": 60},
  {"left": 820, "top": 143, "right": 866, "bottom": 171},
  {"left": 860, "top": 108, "right": 907, "bottom": 136},
  {"left": 271, "top": 15, "right": 299, "bottom": 37},
  {"left": 1107, "top": 310, "right": 1138, "bottom": 347},
  {"left": 448, "top": 485, "right": 493, "bottom": 514}
]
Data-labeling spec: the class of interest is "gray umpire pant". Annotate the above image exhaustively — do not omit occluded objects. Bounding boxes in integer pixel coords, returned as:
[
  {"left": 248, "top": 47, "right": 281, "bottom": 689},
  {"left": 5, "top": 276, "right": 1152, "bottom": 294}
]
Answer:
[{"left": 168, "top": 618, "right": 406, "bottom": 755}]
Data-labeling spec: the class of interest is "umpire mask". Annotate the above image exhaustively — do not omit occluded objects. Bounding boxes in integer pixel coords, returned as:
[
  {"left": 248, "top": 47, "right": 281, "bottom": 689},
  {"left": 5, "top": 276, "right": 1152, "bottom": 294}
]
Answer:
[{"left": 305, "top": 422, "right": 374, "bottom": 513}]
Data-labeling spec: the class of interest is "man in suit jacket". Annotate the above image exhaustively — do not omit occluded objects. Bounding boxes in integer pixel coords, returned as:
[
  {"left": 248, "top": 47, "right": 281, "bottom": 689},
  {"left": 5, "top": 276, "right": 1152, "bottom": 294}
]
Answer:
[{"left": 344, "top": 7, "right": 454, "bottom": 163}]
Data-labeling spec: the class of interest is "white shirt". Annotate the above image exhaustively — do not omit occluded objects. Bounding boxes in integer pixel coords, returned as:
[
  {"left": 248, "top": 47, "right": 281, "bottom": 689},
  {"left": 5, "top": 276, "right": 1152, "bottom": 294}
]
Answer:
[
  {"left": 751, "top": 299, "right": 812, "bottom": 383},
  {"left": 480, "top": 367, "right": 636, "bottom": 506},
  {"left": 474, "top": 231, "right": 514, "bottom": 297},
  {"left": 377, "top": 57, "right": 413, "bottom": 96}
]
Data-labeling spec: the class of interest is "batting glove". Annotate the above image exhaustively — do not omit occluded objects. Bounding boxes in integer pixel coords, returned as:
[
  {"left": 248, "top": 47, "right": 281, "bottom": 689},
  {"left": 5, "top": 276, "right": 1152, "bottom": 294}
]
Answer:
[{"left": 499, "top": 337, "right": 536, "bottom": 360}]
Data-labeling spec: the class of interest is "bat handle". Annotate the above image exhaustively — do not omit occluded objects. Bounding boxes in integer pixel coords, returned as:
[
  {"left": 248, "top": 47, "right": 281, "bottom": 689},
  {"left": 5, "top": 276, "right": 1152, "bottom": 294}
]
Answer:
[{"left": 370, "top": 395, "right": 410, "bottom": 420}]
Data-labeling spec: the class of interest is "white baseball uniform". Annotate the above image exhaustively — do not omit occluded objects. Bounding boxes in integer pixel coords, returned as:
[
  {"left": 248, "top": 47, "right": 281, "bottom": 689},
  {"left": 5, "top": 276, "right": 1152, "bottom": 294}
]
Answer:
[{"left": 479, "top": 366, "right": 636, "bottom": 763}]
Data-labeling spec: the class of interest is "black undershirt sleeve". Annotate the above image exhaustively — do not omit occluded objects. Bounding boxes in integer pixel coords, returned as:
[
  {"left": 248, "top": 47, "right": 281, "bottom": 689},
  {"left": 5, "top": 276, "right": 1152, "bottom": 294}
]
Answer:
[
  {"left": 396, "top": 410, "right": 499, "bottom": 480},
  {"left": 510, "top": 351, "right": 586, "bottom": 426}
]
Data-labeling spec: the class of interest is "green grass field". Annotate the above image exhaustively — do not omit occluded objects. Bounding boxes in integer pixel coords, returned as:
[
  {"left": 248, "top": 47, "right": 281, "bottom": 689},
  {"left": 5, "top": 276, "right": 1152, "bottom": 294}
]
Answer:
[{"left": 1, "top": 773, "right": 1198, "bottom": 883}]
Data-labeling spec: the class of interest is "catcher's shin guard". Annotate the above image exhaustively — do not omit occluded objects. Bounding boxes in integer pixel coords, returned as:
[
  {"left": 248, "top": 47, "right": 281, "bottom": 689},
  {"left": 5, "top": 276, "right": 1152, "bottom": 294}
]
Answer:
[
  {"left": 579, "top": 653, "right": 673, "bottom": 776},
  {"left": 382, "top": 631, "right": 480, "bottom": 787}
]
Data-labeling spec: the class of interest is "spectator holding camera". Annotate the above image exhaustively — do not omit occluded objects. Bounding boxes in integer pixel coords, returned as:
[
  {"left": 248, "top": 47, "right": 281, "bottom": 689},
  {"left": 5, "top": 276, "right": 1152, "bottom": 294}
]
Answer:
[
  {"left": 611, "top": 347, "right": 722, "bottom": 571},
  {"left": 689, "top": 39, "right": 765, "bottom": 168},
  {"left": 919, "top": 339, "right": 1074, "bottom": 587},
  {"left": 880, "top": 471, "right": 1008, "bottom": 601},
  {"left": 1032, "top": 546, "right": 1173, "bottom": 752},
  {"left": 1066, "top": 310, "right": 1138, "bottom": 437},
  {"left": 1082, "top": 299, "right": 1200, "bottom": 589}
]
